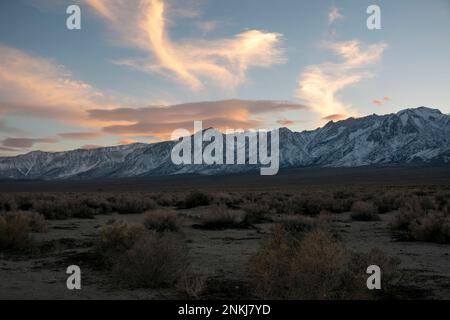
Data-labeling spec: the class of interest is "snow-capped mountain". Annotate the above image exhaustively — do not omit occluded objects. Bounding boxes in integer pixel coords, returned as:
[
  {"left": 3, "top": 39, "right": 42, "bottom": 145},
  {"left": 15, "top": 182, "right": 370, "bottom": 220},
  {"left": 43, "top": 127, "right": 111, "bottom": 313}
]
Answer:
[{"left": 0, "top": 107, "right": 448, "bottom": 180}]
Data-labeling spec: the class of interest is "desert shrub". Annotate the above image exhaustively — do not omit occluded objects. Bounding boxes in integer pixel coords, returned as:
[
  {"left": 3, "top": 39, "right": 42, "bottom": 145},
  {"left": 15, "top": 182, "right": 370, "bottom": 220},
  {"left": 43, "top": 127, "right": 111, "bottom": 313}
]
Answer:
[
  {"left": 197, "top": 205, "right": 244, "bottom": 230},
  {"left": 113, "top": 232, "right": 188, "bottom": 288},
  {"left": 95, "top": 221, "right": 146, "bottom": 267},
  {"left": 143, "top": 210, "right": 180, "bottom": 232},
  {"left": 248, "top": 227, "right": 399, "bottom": 299},
  {"left": 33, "top": 198, "right": 97, "bottom": 219},
  {"left": 241, "top": 202, "right": 271, "bottom": 224},
  {"left": 14, "top": 195, "right": 34, "bottom": 211},
  {"left": 280, "top": 215, "right": 318, "bottom": 238},
  {"left": 299, "top": 197, "right": 322, "bottom": 216},
  {"left": 213, "top": 192, "right": 243, "bottom": 209},
  {"left": 351, "top": 201, "right": 380, "bottom": 221},
  {"left": 0, "top": 211, "right": 47, "bottom": 251},
  {"left": 79, "top": 196, "right": 113, "bottom": 215},
  {"left": 153, "top": 193, "right": 178, "bottom": 207},
  {"left": 334, "top": 190, "right": 353, "bottom": 199},
  {"left": 434, "top": 192, "right": 450, "bottom": 211},
  {"left": 180, "top": 191, "right": 211, "bottom": 209},
  {"left": 110, "top": 195, "right": 157, "bottom": 214},
  {"left": 0, "top": 194, "right": 15, "bottom": 212},
  {"left": 272, "top": 196, "right": 322, "bottom": 216},
  {"left": 391, "top": 200, "right": 450, "bottom": 244},
  {"left": 327, "top": 198, "right": 354, "bottom": 213},
  {"left": 374, "top": 194, "right": 402, "bottom": 214}
]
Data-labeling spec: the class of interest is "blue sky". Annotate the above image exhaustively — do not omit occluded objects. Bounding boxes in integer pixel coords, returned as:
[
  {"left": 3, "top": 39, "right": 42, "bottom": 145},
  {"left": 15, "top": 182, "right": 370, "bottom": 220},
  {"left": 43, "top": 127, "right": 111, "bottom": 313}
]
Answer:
[{"left": 0, "top": 0, "right": 449, "bottom": 155}]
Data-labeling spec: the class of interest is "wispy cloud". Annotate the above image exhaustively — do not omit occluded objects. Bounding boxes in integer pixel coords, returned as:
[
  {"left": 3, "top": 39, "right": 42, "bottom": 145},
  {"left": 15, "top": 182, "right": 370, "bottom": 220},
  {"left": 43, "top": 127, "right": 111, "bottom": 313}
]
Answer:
[
  {"left": 0, "top": 44, "right": 120, "bottom": 126},
  {"left": 0, "top": 43, "right": 133, "bottom": 132},
  {"left": 86, "top": 0, "right": 285, "bottom": 91},
  {"left": 328, "top": 6, "right": 343, "bottom": 24},
  {"left": 296, "top": 40, "right": 387, "bottom": 119}
]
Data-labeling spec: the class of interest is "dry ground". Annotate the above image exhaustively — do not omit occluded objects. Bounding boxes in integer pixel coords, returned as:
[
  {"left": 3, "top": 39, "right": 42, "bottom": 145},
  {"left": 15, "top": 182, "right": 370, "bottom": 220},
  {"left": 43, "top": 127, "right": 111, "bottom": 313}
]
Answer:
[{"left": 0, "top": 204, "right": 449, "bottom": 299}]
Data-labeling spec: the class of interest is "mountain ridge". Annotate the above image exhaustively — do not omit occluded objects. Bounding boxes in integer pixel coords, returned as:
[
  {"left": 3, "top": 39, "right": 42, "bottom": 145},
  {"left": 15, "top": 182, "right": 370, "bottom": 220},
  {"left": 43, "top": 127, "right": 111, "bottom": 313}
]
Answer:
[{"left": 0, "top": 106, "right": 449, "bottom": 180}]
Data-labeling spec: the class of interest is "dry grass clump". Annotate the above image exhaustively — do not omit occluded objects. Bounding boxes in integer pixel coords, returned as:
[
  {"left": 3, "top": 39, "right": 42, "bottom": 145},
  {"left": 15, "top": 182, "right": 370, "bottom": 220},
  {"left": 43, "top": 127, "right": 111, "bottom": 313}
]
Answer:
[
  {"left": 0, "top": 211, "right": 47, "bottom": 251},
  {"left": 391, "top": 198, "right": 450, "bottom": 244},
  {"left": 33, "top": 199, "right": 96, "bottom": 219},
  {"left": 113, "top": 232, "right": 188, "bottom": 288},
  {"left": 177, "top": 273, "right": 208, "bottom": 299},
  {"left": 109, "top": 194, "right": 157, "bottom": 214},
  {"left": 95, "top": 221, "right": 146, "bottom": 267},
  {"left": 95, "top": 220, "right": 192, "bottom": 289},
  {"left": 351, "top": 201, "right": 380, "bottom": 221},
  {"left": 197, "top": 205, "right": 245, "bottom": 230},
  {"left": 248, "top": 226, "right": 399, "bottom": 299},
  {"left": 143, "top": 210, "right": 180, "bottom": 232}
]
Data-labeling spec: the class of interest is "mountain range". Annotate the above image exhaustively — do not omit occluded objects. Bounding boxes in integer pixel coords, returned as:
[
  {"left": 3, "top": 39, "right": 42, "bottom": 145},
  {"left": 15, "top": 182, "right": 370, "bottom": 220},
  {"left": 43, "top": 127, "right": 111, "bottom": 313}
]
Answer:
[{"left": 0, "top": 107, "right": 448, "bottom": 180}]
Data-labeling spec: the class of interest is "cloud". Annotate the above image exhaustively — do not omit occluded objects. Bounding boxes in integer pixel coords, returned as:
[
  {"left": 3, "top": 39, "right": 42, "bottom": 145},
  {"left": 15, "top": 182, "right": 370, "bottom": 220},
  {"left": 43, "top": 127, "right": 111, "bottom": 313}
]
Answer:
[
  {"left": 372, "top": 100, "right": 382, "bottom": 106},
  {"left": 0, "top": 120, "right": 25, "bottom": 135},
  {"left": 88, "top": 99, "right": 306, "bottom": 138},
  {"left": 372, "top": 96, "right": 391, "bottom": 106},
  {"left": 322, "top": 114, "right": 347, "bottom": 121},
  {"left": 0, "top": 146, "right": 20, "bottom": 152},
  {"left": 81, "top": 144, "right": 104, "bottom": 150},
  {"left": 296, "top": 40, "right": 387, "bottom": 118},
  {"left": 1, "top": 137, "right": 58, "bottom": 149},
  {"left": 118, "top": 139, "right": 138, "bottom": 145},
  {"left": 0, "top": 44, "right": 121, "bottom": 126},
  {"left": 276, "top": 119, "right": 295, "bottom": 126},
  {"left": 86, "top": 0, "right": 285, "bottom": 90},
  {"left": 59, "top": 132, "right": 104, "bottom": 140},
  {"left": 328, "top": 6, "right": 343, "bottom": 24}
]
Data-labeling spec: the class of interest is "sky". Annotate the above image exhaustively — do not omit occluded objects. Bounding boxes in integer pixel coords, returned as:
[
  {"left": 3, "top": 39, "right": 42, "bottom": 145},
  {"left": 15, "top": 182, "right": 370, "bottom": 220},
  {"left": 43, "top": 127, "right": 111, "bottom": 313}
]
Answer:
[{"left": 0, "top": 0, "right": 449, "bottom": 156}]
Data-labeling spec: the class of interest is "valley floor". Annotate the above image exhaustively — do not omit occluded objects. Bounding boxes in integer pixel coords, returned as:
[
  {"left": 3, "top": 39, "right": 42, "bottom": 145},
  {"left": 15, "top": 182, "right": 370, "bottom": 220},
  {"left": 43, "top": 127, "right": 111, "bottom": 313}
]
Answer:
[{"left": 1, "top": 206, "right": 449, "bottom": 300}]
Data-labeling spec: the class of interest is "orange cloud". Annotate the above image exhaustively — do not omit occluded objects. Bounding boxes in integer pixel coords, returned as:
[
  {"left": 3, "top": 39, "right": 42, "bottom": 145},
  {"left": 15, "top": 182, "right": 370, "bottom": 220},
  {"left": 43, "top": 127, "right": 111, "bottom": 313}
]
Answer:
[
  {"left": 372, "top": 96, "right": 392, "bottom": 106},
  {"left": 372, "top": 100, "right": 382, "bottom": 106},
  {"left": 0, "top": 44, "right": 123, "bottom": 127},
  {"left": 86, "top": 0, "right": 285, "bottom": 90},
  {"left": 59, "top": 132, "right": 104, "bottom": 140},
  {"left": 118, "top": 139, "right": 138, "bottom": 145},
  {"left": 88, "top": 99, "right": 306, "bottom": 139},
  {"left": 322, "top": 114, "right": 347, "bottom": 121},
  {"left": 296, "top": 40, "right": 387, "bottom": 118},
  {"left": 276, "top": 119, "right": 295, "bottom": 126},
  {"left": 81, "top": 144, "right": 104, "bottom": 150}
]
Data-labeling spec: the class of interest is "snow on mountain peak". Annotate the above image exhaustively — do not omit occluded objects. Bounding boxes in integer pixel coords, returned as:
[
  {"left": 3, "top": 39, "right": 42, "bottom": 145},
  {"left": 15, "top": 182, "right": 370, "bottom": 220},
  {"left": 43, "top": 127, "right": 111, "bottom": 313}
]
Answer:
[{"left": 0, "top": 107, "right": 448, "bottom": 180}]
